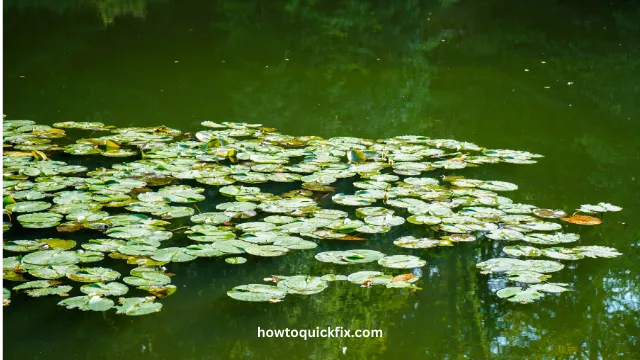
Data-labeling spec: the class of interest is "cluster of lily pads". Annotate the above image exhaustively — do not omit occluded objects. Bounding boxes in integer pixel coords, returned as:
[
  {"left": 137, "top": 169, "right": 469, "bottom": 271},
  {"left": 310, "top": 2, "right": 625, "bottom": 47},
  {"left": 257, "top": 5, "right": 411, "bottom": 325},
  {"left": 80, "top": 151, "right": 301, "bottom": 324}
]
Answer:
[
  {"left": 228, "top": 271, "right": 421, "bottom": 303},
  {"left": 2, "top": 118, "right": 623, "bottom": 312}
]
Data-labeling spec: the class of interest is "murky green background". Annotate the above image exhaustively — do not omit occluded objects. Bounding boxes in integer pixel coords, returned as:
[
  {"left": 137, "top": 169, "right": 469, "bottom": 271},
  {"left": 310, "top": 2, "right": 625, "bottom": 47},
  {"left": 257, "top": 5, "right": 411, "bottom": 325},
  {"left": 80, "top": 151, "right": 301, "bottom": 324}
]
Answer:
[{"left": 3, "top": 0, "right": 640, "bottom": 358}]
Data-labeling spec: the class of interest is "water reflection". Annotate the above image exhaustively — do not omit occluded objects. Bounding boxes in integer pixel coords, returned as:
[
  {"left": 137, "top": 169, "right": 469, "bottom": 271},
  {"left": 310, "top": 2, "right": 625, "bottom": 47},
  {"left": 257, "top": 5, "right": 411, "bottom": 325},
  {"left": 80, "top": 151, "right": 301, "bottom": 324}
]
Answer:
[{"left": 4, "top": 0, "right": 161, "bottom": 24}]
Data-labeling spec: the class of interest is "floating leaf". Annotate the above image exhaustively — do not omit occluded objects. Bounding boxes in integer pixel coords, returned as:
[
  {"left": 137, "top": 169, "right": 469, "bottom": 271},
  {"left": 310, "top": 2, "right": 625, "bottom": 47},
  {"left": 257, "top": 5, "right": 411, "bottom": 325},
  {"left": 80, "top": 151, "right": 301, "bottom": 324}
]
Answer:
[
  {"left": 80, "top": 282, "right": 129, "bottom": 296},
  {"left": 533, "top": 208, "right": 567, "bottom": 219},
  {"left": 23, "top": 250, "right": 79, "bottom": 266},
  {"left": 227, "top": 284, "right": 287, "bottom": 302},
  {"left": 225, "top": 257, "right": 247, "bottom": 264},
  {"left": 6, "top": 201, "right": 52, "bottom": 213},
  {"left": 276, "top": 276, "right": 329, "bottom": 295},
  {"left": 561, "top": 214, "right": 602, "bottom": 225},
  {"left": 347, "top": 271, "right": 392, "bottom": 286},
  {"left": 315, "top": 250, "right": 385, "bottom": 265},
  {"left": 151, "top": 247, "right": 197, "bottom": 263},
  {"left": 503, "top": 246, "right": 542, "bottom": 257},
  {"left": 67, "top": 267, "right": 121, "bottom": 283},
  {"left": 245, "top": 245, "right": 289, "bottom": 257},
  {"left": 25, "top": 285, "right": 73, "bottom": 297},
  {"left": 58, "top": 295, "right": 114, "bottom": 311},
  {"left": 572, "top": 246, "right": 622, "bottom": 258},
  {"left": 378, "top": 255, "right": 426, "bottom": 269},
  {"left": 115, "top": 297, "right": 163, "bottom": 316},
  {"left": 3, "top": 288, "right": 10, "bottom": 306},
  {"left": 123, "top": 271, "right": 171, "bottom": 286}
]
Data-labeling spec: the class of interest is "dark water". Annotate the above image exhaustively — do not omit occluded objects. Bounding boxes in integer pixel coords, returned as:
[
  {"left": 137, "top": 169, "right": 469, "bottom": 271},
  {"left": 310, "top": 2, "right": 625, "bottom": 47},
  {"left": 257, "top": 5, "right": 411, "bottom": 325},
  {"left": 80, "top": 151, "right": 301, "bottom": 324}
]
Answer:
[{"left": 3, "top": 0, "right": 640, "bottom": 359}]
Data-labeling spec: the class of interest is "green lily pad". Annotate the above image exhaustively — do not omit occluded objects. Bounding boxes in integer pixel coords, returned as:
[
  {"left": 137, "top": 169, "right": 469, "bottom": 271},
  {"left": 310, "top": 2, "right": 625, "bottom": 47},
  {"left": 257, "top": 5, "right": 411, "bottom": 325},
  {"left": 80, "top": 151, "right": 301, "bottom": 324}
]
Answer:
[
  {"left": 572, "top": 246, "right": 622, "bottom": 258},
  {"left": 67, "top": 267, "right": 121, "bottom": 283},
  {"left": 58, "top": 295, "right": 115, "bottom": 311},
  {"left": 16, "top": 212, "right": 63, "bottom": 228},
  {"left": 407, "top": 215, "right": 442, "bottom": 225},
  {"left": 378, "top": 255, "right": 426, "bottom": 269},
  {"left": 477, "top": 258, "right": 564, "bottom": 274},
  {"left": 533, "top": 208, "right": 567, "bottom": 219},
  {"left": 81, "top": 239, "right": 127, "bottom": 252},
  {"left": 540, "top": 247, "right": 584, "bottom": 260},
  {"left": 486, "top": 229, "right": 525, "bottom": 241},
  {"left": 321, "top": 274, "right": 348, "bottom": 282},
  {"left": 347, "top": 271, "right": 392, "bottom": 286},
  {"left": 23, "top": 250, "right": 79, "bottom": 266},
  {"left": 225, "top": 257, "right": 247, "bottom": 264},
  {"left": 503, "top": 246, "right": 542, "bottom": 257},
  {"left": 4, "top": 240, "right": 46, "bottom": 253},
  {"left": 529, "top": 283, "right": 570, "bottom": 293},
  {"left": 394, "top": 236, "right": 447, "bottom": 249},
  {"left": 106, "top": 226, "right": 173, "bottom": 241},
  {"left": 7, "top": 201, "right": 52, "bottom": 213},
  {"left": 227, "top": 284, "right": 287, "bottom": 302},
  {"left": 522, "top": 232, "right": 580, "bottom": 245},
  {"left": 235, "top": 222, "right": 277, "bottom": 233},
  {"left": 212, "top": 240, "right": 249, "bottom": 254},
  {"left": 27, "top": 264, "right": 80, "bottom": 279},
  {"left": 315, "top": 250, "right": 385, "bottom": 265},
  {"left": 25, "top": 285, "right": 73, "bottom": 297},
  {"left": 115, "top": 297, "right": 163, "bottom": 316},
  {"left": 3, "top": 288, "right": 10, "bottom": 306},
  {"left": 507, "top": 270, "right": 551, "bottom": 283},
  {"left": 185, "top": 244, "right": 225, "bottom": 258},
  {"left": 276, "top": 276, "right": 329, "bottom": 295},
  {"left": 74, "top": 250, "right": 104, "bottom": 263},
  {"left": 138, "top": 285, "right": 177, "bottom": 298},
  {"left": 123, "top": 271, "right": 171, "bottom": 286},
  {"left": 332, "top": 194, "right": 374, "bottom": 206},
  {"left": 271, "top": 236, "right": 317, "bottom": 250},
  {"left": 496, "top": 287, "right": 545, "bottom": 303},
  {"left": 363, "top": 215, "right": 405, "bottom": 227},
  {"left": 13, "top": 280, "right": 62, "bottom": 290},
  {"left": 521, "top": 222, "right": 562, "bottom": 231},
  {"left": 190, "top": 212, "right": 232, "bottom": 225},
  {"left": 219, "top": 185, "right": 261, "bottom": 197},
  {"left": 151, "top": 247, "right": 197, "bottom": 262},
  {"left": 80, "top": 282, "right": 129, "bottom": 296},
  {"left": 245, "top": 245, "right": 289, "bottom": 257}
]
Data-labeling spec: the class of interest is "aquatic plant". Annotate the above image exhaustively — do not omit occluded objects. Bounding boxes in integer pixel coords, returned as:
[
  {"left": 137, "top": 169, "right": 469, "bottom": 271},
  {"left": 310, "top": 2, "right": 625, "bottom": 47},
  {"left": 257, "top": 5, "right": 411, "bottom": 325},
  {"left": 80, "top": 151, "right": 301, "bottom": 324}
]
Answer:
[{"left": 2, "top": 119, "right": 622, "bottom": 314}]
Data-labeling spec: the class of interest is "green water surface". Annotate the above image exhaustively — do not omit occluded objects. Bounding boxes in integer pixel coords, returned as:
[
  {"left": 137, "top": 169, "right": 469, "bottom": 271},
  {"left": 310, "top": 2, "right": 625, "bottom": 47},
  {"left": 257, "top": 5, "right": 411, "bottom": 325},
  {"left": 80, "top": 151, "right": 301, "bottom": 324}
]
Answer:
[{"left": 3, "top": 0, "right": 640, "bottom": 359}]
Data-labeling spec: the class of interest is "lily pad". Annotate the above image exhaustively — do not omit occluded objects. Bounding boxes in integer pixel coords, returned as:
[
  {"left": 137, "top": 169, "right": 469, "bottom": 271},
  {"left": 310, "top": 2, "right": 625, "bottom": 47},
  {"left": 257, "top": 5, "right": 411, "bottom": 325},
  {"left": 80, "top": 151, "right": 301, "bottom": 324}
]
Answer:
[
  {"left": 225, "top": 257, "right": 247, "bottom": 264},
  {"left": 123, "top": 271, "right": 171, "bottom": 286},
  {"left": 58, "top": 295, "right": 115, "bottom": 312},
  {"left": 7, "top": 201, "right": 52, "bottom": 213},
  {"left": 3, "top": 288, "right": 10, "bottom": 306},
  {"left": 80, "top": 282, "right": 129, "bottom": 296},
  {"left": 23, "top": 250, "right": 79, "bottom": 266},
  {"left": 561, "top": 214, "right": 602, "bottom": 225},
  {"left": 347, "top": 271, "right": 392, "bottom": 286},
  {"left": 496, "top": 287, "right": 544, "bottom": 303},
  {"left": 227, "top": 284, "right": 287, "bottom": 302},
  {"left": 276, "top": 276, "right": 329, "bottom": 295},
  {"left": 245, "top": 245, "right": 289, "bottom": 257},
  {"left": 25, "top": 285, "right": 73, "bottom": 297},
  {"left": 378, "top": 255, "right": 426, "bottom": 269},
  {"left": 115, "top": 297, "right": 163, "bottom": 316},
  {"left": 315, "top": 250, "right": 385, "bottom": 265},
  {"left": 67, "top": 267, "right": 121, "bottom": 283},
  {"left": 151, "top": 247, "right": 197, "bottom": 263}
]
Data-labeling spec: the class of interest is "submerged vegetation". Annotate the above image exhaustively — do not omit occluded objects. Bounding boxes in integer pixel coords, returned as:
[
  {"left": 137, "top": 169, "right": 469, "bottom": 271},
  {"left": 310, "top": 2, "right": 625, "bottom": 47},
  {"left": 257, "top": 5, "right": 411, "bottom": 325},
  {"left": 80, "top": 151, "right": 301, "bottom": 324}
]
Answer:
[{"left": 2, "top": 118, "right": 623, "bottom": 313}]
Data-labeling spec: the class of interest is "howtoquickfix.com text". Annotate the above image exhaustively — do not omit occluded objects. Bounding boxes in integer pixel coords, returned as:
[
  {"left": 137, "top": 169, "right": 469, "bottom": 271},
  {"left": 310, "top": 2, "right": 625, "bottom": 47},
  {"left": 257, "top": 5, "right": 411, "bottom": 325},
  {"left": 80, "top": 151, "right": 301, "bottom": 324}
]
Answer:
[{"left": 257, "top": 326, "right": 383, "bottom": 340}]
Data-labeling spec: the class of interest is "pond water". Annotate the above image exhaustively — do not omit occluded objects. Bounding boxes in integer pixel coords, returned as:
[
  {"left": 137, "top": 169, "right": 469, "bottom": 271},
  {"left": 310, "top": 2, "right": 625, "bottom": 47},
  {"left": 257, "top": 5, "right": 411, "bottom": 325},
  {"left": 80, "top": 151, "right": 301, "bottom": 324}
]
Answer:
[{"left": 3, "top": 0, "right": 640, "bottom": 358}]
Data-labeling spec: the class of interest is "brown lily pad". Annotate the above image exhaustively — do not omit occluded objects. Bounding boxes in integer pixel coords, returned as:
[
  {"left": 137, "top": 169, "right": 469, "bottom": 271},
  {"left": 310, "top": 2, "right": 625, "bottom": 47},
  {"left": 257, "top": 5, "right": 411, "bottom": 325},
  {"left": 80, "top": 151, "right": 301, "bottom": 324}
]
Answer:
[{"left": 561, "top": 214, "right": 602, "bottom": 225}]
